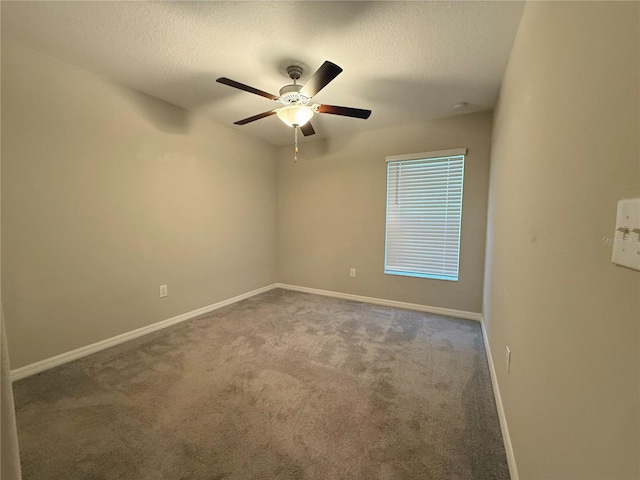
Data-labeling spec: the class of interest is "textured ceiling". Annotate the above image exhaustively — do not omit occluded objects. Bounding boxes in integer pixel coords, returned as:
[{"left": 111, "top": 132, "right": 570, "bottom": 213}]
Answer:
[{"left": 1, "top": 1, "right": 524, "bottom": 146}]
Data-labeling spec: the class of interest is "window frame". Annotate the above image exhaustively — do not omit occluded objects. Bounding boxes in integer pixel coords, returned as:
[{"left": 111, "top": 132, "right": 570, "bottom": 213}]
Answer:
[{"left": 384, "top": 148, "right": 466, "bottom": 282}]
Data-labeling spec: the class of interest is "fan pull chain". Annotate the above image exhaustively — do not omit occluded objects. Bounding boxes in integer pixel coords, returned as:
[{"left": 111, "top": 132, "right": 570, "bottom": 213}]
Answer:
[{"left": 294, "top": 126, "right": 299, "bottom": 163}]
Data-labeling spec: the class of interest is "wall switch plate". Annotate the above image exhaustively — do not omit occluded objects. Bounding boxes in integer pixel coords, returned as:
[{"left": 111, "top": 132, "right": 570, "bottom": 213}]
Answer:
[
  {"left": 159, "top": 285, "right": 168, "bottom": 297},
  {"left": 506, "top": 346, "right": 511, "bottom": 374},
  {"left": 350, "top": 268, "right": 356, "bottom": 278},
  {"left": 611, "top": 198, "right": 640, "bottom": 271}
]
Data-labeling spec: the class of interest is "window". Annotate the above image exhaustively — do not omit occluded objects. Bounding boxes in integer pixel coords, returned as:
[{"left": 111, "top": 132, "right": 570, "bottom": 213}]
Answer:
[{"left": 384, "top": 148, "right": 466, "bottom": 281}]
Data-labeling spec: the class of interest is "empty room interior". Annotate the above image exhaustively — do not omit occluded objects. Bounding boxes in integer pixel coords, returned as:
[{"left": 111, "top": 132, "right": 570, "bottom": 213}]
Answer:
[{"left": 1, "top": 1, "right": 639, "bottom": 479}]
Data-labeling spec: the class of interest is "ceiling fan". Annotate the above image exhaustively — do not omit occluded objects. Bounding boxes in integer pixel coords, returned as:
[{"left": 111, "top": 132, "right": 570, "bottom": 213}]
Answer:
[{"left": 216, "top": 61, "right": 371, "bottom": 159}]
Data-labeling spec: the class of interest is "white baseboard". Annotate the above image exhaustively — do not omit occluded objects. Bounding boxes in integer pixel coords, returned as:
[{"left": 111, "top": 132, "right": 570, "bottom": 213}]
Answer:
[
  {"left": 480, "top": 315, "right": 519, "bottom": 480},
  {"left": 10, "top": 283, "right": 278, "bottom": 382},
  {"left": 276, "top": 283, "right": 482, "bottom": 321}
]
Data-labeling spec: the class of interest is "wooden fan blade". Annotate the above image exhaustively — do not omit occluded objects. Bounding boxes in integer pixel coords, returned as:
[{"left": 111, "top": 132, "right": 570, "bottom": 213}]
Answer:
[
  {"left": 300, "top": 61, "right": 343, "bottom": 98},
  {"left": 300, "top": 122, "right": 316, "bottom": 136},
  {"left": 234, "top": 110, "right": 277, "bottom": 125},
  {"left": 317, "top": 104, "right": 372, "bottom": 119},
  {"left": 216, "top": 77, "right": 279, "bottom": 101}
]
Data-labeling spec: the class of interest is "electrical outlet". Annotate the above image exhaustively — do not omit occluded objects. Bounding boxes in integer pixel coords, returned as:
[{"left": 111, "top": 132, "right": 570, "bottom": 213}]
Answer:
[
  {"left": 350, "top": 268, "right": 356, "bottom": 278},
  {"left": 159, "top": 285, "right": 168, "bottom": 298},
  {"left": 506, "top": 346, "right": 511, "bottom": 374}
]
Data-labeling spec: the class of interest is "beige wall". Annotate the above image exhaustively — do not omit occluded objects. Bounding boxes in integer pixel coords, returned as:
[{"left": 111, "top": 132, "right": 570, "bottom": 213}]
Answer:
[
  {"left": 484, "top": 2, "right": 639, "bottom": 479},
  {"left": 277, "top": 111, "right": 492, "bottom": 313},
  {"left": 1, "top": 41, "right": 277, "bottom": 369}
]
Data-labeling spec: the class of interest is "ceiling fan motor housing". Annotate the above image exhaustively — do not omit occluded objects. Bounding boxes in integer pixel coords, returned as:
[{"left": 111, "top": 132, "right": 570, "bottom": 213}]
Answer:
[{"left": 278, "top": 84, "right": 310, "bottom": 106}]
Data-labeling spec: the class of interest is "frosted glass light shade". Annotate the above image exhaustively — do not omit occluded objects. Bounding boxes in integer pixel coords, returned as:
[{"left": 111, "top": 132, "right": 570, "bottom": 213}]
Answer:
[{"left": 277, "top": 105, "right": 314, "bottom": 127}]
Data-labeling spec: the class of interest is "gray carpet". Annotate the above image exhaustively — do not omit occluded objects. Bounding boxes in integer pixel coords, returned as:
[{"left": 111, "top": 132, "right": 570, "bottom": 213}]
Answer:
[{"left": 14, "top": 289, "right": 509, "bottom": 479}]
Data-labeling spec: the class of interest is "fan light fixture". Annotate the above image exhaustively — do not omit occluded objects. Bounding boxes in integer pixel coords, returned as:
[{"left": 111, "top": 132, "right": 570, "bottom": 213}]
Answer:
[{"left": 276, "top": 105, "right": 314, "bottom": 127}]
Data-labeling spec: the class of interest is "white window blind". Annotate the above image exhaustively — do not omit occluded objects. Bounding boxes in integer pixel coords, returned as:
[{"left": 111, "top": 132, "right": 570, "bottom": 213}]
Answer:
[{"left": 384, "top": 148, "right": 466, "bottom": 281}]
